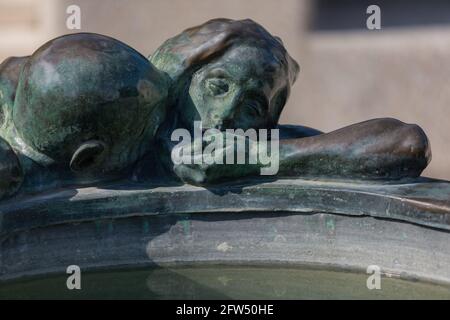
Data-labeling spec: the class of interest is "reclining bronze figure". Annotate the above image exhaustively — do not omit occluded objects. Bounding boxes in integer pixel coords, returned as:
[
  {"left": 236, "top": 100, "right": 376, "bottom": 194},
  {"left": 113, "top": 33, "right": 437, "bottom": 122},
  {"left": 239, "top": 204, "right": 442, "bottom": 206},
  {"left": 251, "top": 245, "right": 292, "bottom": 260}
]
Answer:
[{"left": 0, "top": 18, "right": 431, "bottom": 200}]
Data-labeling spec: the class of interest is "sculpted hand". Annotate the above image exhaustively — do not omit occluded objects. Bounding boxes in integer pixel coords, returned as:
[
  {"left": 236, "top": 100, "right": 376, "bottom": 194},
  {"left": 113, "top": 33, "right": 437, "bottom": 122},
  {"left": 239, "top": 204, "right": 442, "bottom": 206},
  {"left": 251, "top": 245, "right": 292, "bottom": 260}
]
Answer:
[{"left": 172, "top": 131, "right": 261, "bottom": 185}]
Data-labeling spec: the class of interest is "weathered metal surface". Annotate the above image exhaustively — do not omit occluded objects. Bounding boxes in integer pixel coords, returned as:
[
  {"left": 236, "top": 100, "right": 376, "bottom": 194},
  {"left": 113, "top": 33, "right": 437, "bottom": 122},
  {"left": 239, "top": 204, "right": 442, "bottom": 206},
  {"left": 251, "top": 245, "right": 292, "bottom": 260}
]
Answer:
[
  {"left": 0, "top": 20, "right": 445, "bottom": 286},
  {"left": 1, "top": 177, "right": 450, "bottom": 236},
  {"left": 151, "top": 18, "right": 431, "bottom": 184},
  {"left": 0, "top": 21, "right": 432, "bottom": 200},
  {"left": 0, "top": 33, "right": 169, "bottom": 199},
  {"left": 0, "top": 178, "right": 449, "bottom": 282}
]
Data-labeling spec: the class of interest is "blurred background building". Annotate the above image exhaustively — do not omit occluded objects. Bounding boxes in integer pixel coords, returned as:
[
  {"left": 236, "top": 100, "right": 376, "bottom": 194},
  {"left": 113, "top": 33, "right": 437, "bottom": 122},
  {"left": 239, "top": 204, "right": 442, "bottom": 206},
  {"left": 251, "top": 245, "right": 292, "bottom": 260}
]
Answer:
[{"left": 1, "top": 0, "right": 449, "bottom": 179}]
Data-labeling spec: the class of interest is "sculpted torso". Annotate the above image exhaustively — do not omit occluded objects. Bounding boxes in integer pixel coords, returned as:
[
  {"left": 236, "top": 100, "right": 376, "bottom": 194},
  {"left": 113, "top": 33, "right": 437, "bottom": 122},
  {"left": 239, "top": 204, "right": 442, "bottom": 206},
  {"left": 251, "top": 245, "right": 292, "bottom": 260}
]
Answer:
[{"left": 0, "top": 19, "right": 431, "bottom": 200}]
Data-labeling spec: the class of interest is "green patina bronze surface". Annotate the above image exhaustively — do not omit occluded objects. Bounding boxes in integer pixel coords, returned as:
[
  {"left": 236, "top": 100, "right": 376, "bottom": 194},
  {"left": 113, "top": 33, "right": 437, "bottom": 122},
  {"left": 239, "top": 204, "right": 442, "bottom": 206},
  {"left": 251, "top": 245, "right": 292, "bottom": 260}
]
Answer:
[
  {"left": 0, "top": 19, "right": 447, "bottom": 296},
  {"left": 0, "top": 33, "right": 168, "bottom": 197},
  {"left": 149, "top": 18, "right": 430, "bottom": 185},
  {"left": 0, "top": 18, "right": 434, "bottom": 200},
  {"left": 1, "top": 178, "right": 450, "bottom": 284}
]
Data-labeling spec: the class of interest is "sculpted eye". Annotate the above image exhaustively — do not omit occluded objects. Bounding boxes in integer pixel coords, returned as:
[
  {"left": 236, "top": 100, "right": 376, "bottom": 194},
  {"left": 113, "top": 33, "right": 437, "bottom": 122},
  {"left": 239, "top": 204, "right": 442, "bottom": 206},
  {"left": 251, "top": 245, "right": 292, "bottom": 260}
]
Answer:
[
  {"left": 244, "top": 99, "right": 262, "bottom": 116},
  {"left": 241, "top": 93, "right": 267, "bottom": 117},
  {"left": 205, "top": 78, "right": 229, "bottom": 96}
]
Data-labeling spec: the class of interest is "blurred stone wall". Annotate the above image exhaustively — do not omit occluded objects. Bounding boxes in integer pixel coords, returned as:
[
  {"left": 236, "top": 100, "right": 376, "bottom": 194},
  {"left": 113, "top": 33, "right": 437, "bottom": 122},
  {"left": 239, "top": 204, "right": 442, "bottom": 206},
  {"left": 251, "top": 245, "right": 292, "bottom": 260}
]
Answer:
[
  {"left": 293, "top": 28, "right": 450, "bottom": 180},
  {"left": 0, "top": 0, "right": 59, "bottom": 58},
  {"left": 0, "top": 0, "right": 448, "bottom": 179}
]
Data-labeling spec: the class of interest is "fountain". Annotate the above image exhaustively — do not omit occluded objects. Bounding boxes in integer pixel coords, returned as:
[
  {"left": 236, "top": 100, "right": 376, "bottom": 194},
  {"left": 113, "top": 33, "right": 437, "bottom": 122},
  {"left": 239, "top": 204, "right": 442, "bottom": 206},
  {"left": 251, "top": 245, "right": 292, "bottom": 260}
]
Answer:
[{"left": 0, "top": 19, "right": 448, "bottom": 299}]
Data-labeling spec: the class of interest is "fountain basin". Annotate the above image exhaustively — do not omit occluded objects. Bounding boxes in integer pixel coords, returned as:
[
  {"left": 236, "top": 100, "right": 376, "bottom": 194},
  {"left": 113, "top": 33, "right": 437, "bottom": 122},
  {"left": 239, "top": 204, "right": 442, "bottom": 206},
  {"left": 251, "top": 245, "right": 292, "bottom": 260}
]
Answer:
[{"left": 1, "top": 178, "right": 449, "bottom": 298}]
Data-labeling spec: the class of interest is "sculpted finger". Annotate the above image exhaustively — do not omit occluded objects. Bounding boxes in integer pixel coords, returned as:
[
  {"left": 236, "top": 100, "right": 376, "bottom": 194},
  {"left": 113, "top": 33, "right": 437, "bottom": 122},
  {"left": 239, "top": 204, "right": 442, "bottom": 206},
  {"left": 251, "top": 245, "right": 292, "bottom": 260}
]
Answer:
[{"left": 173, "top": 164, "right": 208, "bottom": 185}]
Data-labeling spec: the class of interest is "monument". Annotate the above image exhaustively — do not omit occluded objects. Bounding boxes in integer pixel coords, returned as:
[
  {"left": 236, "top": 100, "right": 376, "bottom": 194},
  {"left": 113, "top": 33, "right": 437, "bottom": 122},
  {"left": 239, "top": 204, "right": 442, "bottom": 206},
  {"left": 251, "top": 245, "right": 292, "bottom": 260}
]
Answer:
[{"left": 0, "top": 19, "right": 448, "bottom": 298}]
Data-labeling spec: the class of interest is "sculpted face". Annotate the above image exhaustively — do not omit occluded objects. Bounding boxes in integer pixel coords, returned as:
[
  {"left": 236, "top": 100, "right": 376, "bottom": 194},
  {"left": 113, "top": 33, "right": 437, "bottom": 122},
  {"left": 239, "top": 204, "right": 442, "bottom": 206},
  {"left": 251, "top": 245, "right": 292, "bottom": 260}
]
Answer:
[{"left": 180, "top": 45, "right": 289, "bottom": 132}]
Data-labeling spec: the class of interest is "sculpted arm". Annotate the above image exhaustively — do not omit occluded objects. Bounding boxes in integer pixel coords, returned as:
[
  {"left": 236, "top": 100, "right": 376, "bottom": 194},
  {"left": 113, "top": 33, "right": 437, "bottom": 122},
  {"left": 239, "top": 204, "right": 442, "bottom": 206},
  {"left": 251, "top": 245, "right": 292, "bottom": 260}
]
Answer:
[
  {"left": 172, "top": 118, "right": 431, "bottom": 184},
  {"left": 275, "top": 118, "right": 430, "bottom": 180}
]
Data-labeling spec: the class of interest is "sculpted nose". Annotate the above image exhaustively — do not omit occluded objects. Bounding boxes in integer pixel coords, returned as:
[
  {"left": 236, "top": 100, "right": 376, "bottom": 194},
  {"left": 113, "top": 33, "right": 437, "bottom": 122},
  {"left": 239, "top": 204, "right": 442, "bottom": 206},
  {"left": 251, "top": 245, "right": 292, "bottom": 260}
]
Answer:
[
  {"left": 211, "top": 92, "right": 241, "bottom": 128},
  {"left": 211, "top": 107, "right": 234, "bottom": 130}
]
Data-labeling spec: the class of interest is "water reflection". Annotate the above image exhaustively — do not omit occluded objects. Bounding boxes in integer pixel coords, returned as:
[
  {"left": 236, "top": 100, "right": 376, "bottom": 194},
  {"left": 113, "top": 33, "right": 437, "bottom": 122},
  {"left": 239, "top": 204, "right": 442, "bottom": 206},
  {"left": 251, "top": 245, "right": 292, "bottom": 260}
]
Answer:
[{"left": 1, "top": 265, "right": 449, "bottom": 300}]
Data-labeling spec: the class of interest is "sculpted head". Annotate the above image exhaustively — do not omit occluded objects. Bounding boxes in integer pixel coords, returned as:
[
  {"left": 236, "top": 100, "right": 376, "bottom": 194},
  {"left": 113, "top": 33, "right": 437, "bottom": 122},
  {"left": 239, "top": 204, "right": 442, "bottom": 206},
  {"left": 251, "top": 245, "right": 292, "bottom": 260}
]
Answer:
[
  {"left": 150, "top": 18, "right": 299, "bottom": 131},
  {"left": 12, "top": 33, "right": 169, "bottom": 176}
]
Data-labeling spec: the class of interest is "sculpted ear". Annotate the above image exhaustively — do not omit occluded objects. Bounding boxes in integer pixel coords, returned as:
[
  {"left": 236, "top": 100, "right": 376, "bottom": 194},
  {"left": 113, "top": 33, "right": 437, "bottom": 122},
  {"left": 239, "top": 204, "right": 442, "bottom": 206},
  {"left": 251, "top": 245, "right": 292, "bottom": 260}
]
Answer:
[
  {"left": 70, "top": 140, "right": 107, "bottom": 173},
  {"left": 288, "top": 57, "right": 300, "bottom": 85},
  {"left": 270, "top": 87, "right": 289, "bottom": 126}
]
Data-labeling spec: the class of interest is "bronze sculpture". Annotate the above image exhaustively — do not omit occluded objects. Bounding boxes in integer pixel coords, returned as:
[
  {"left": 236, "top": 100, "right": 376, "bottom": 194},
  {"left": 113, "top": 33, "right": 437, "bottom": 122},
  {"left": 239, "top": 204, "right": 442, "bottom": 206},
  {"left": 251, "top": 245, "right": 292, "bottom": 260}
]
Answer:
[
  {"left": 0, "top": 33, "right": 168, "bottom": 196},
  {"left": 150, "top": 18, "right": 431, "bottom": 184},
  {"left": 0, "top": 18, "right": 431, "bottom": 200}
]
